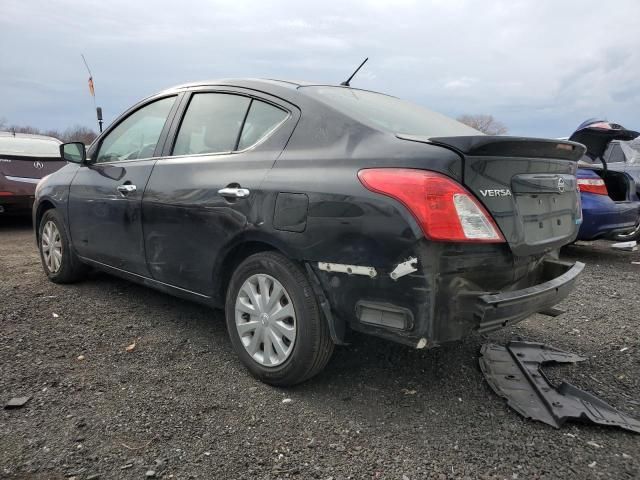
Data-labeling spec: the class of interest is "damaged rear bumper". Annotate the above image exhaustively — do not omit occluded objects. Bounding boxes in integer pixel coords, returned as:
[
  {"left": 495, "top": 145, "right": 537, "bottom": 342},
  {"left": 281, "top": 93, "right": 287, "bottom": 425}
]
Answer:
[
  {"left": 475, "top": 260, "right": 584, "bottom": 334},
  {"left": 310, "top": 243, "right": 584, "bottom": 347}
]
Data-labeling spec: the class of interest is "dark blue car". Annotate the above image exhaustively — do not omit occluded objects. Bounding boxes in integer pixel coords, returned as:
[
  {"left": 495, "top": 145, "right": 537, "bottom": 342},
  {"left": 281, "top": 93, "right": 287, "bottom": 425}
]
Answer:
[{"left": 570, "top": 120, "right": 640, "bottom": 241}]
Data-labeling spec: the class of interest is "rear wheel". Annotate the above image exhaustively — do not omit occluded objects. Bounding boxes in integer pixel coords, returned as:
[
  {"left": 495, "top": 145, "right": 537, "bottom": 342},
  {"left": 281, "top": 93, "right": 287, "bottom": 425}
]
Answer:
[
  {"left": 225, "top": 252, "right": 334, "bottom": 386},
  {"left": 38, "top": 209, "right": 88, "bottom": 283}
]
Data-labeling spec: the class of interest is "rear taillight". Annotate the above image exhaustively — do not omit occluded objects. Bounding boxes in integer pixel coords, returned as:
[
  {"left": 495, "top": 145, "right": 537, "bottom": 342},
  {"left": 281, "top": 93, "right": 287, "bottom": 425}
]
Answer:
[
  {"left": 358, "top": 168, "right": 504, "bottom": 243},
  {"left": 577, "top": 178, "right": 608, "bottom": 195},
  {"left": 0, "top": 192, "right": 14, "bottom": 196}
]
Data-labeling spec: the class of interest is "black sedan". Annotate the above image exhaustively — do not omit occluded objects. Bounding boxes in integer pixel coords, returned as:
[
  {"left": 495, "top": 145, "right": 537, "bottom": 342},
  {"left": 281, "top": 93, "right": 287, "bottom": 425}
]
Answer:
[{"left": 34, "top": 79, "right": 585, "bottom": 385}]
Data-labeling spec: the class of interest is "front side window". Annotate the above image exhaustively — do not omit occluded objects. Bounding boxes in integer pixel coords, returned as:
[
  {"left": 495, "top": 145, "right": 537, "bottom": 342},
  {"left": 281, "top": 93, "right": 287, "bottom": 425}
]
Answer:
[
  {"left": 95, "top": 96, "right": 175, "bottom": 163},
  {"left": 173, "top": 93, "right": 250, "bottom": 156}
]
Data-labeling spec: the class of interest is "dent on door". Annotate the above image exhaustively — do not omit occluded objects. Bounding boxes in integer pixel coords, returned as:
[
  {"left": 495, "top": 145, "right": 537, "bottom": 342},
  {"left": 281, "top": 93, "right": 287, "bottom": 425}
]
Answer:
[{"left": 142, "top": 156, "right": 258, "bottom": 293}]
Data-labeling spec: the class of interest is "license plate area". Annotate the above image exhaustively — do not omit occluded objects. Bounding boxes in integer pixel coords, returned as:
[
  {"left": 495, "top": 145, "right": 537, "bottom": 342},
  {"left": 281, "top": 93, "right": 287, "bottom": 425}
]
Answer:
[
  {"left": 512, "top": 173, "right": 577, "bottom": 245},
  {"left": 516, "top": 193, "right": 576, "bottom": 243}
]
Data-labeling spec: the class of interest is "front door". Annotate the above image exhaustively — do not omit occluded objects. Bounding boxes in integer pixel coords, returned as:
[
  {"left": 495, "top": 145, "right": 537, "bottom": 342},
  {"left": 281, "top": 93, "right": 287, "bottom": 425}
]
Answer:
[{"left": 68, "top": 96, "right": 177, "bottom": 275}]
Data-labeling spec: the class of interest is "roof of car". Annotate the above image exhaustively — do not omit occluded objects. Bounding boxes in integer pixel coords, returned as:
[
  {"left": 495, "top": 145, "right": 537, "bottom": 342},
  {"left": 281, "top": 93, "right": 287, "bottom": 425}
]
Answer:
[
  {"left": 157, "top": 78, "right": 396, "bottom": 106},
  {"left": 167, "top": 78, "right": 318, "bottom": 91},
  {"left": 0, "top": 131, "right": 62, "bottom": 143}
]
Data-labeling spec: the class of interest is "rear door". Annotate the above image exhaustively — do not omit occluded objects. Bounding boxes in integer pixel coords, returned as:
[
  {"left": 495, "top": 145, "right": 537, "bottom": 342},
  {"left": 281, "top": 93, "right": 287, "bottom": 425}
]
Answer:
[
  {"left": 68, "top": 95, "right": 178, "bottom": 275},
  {"left": 143, "top": 88, "right": 298, "bottom": 294}
]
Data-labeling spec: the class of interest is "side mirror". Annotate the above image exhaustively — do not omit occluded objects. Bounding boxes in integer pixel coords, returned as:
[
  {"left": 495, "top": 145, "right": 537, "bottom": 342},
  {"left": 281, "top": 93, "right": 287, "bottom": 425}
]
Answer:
[{"left": 60, "top": 142, "right": 86, "bottom": 164}]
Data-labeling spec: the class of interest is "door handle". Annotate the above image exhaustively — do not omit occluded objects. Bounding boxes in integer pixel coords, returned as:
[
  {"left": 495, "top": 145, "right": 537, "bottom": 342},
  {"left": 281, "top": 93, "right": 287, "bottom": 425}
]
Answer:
[
  {"left": 117, "top": 184, "right": 137, "bottom": 195},
  {"left": 218, "top": 187, "right": 250, "bottom": 199}
]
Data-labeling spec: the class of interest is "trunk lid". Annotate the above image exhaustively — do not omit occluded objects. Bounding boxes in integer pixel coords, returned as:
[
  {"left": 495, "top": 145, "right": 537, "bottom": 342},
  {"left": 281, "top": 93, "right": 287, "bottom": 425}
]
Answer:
[
  {"left": 569, "top": 122, "right": 638, "bottom": 160},
  {"left": 398, "top": 135, "right": 586, "bottom": 256}
]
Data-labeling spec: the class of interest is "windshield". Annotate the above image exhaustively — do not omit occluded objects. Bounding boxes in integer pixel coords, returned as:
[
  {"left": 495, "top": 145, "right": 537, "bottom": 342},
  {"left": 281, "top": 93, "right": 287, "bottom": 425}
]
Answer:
[{"left": 300, "top": 86, "right": 480, "bottom": 137}]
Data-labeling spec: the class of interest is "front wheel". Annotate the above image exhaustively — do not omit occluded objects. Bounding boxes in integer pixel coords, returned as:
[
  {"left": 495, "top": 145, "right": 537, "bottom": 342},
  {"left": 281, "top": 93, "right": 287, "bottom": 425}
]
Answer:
[
  {"left": 38, "top": 209, "right": 88, "bottom": 283},
  {"left": 225, "top": 252, "right": 334, "bottom": 386}
]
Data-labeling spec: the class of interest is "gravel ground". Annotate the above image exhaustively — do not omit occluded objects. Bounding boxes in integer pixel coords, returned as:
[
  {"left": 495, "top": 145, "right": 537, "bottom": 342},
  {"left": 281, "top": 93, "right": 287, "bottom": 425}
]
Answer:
[{"left": 1, "top": 216, "right": 638, "bottom": 479}]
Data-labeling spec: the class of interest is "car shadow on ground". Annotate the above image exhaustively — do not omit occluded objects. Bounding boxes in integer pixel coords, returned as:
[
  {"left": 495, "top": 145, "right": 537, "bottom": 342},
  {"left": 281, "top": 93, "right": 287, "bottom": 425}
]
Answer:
[
  {"left": 75, "top": 268, "right": 559, "bottom": 426},
  {"left": 79, "top": 268, "right": 486, "bottom": 385},
  {"left": 60, "top": 239, "right": 615, "bottom": 403},
  {"left": 0, "top": 215, "right": 33, "bottom": 230}
]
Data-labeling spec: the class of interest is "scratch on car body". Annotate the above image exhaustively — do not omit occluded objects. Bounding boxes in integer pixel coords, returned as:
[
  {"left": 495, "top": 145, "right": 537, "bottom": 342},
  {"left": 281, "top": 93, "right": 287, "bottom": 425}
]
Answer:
[
  {"left": 318, "top": 262, "right": 377, "bottom": 278},
  {"left": 390, "top": 257, "right": 418, "bottom": 280}
]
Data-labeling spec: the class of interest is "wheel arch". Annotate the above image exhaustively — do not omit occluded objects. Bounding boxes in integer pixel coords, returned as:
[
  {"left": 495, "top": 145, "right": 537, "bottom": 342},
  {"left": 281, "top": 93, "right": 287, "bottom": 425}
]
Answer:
[
  {"left": 34, "top": 199, "right": 57, "bottom": 239},
  {"left": 212, "top": 231, "right": 347, "bottom": 346},
  {"left": 212, "top": 232, "right": 297, "bottom": 306}
]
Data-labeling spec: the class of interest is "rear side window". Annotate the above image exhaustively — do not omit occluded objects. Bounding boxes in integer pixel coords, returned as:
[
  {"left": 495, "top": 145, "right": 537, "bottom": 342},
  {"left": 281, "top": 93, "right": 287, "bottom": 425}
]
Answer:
[
  {"left": 173, "top": 93, "right": 250, "bottom": 156},
  {"left": 238, "top": 100, "right": 288, "bottom": 150}
]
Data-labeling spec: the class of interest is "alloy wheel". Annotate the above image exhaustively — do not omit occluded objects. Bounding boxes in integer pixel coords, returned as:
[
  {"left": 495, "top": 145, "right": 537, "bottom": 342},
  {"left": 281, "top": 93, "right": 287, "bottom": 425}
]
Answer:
[{"left": 234, "top": 273, "right": 297, "bottom": 367}]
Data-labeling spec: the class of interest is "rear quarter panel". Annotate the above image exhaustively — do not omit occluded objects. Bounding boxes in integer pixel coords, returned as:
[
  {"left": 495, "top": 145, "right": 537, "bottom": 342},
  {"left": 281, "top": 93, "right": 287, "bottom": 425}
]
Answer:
[{"left": 259, "top": 103, "right": 464, "bottom": 266}]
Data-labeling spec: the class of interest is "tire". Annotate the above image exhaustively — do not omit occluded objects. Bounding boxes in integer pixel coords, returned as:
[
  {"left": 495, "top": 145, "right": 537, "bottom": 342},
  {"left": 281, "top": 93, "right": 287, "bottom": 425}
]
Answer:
[
  {"left": 225, "top": 251, "right": 334, "bottom": 386},
  {"left": 38, "top": 209, "right": 88, "bottom": 283}
]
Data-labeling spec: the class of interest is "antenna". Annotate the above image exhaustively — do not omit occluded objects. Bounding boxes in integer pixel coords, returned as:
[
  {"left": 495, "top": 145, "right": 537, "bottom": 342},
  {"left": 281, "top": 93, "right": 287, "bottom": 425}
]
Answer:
[{"left": 340, "top": 57, "right": 368, "bottom": 87}]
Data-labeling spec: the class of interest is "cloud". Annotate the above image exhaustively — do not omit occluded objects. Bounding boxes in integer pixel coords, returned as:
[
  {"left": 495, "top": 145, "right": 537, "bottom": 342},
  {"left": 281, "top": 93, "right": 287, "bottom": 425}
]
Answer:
[
  {"left": 1, "top": 0, "right": 639, "bottom": 137},
  {"left": 444, "top": 77, "right": 477, "bottom": 90}
]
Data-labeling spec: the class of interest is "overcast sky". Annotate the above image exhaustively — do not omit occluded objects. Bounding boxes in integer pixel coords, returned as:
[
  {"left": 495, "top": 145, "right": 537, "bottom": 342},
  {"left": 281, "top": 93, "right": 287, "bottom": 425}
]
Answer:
[{"left": 1, "top": 0, "right": 639, "bottom": 137}]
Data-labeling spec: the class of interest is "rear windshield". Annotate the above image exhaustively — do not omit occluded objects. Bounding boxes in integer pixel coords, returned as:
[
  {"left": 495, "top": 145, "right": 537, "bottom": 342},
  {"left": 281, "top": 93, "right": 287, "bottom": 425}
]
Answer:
[
  {"left": 0, "top": 136, "right": 61, "bottom": 157},
  {"left": 300, "top": 86, "right": 480, "bottom": 137}
]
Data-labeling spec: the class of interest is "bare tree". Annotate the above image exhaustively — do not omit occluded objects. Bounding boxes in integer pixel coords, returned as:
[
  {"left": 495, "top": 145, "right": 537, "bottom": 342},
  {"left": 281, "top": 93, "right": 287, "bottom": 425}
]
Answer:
[
  {"left": 62, "top": 125, "right": 97, "bottom": 144},
  {"left": 8, "top": 125, "right": 42, "bottom": 135},
  {"left": 43, "top": 129, "right": 63, "bottom": 141},
  {"left": 457, "top": 114, "right": 508, "bottom": 135}
]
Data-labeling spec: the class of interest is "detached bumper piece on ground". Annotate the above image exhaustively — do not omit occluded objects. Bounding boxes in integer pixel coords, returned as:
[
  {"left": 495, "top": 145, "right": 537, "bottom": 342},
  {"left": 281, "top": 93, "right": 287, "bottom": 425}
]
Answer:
[{"left": 479, "top": 341, "right": 640, "bottom": 434}]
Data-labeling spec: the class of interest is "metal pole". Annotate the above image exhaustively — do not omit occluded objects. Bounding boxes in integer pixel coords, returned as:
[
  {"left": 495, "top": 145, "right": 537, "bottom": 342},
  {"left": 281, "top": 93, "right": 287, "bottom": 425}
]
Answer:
[{"left": 81, "top": 54, "right": 102, "bottom": 133}]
